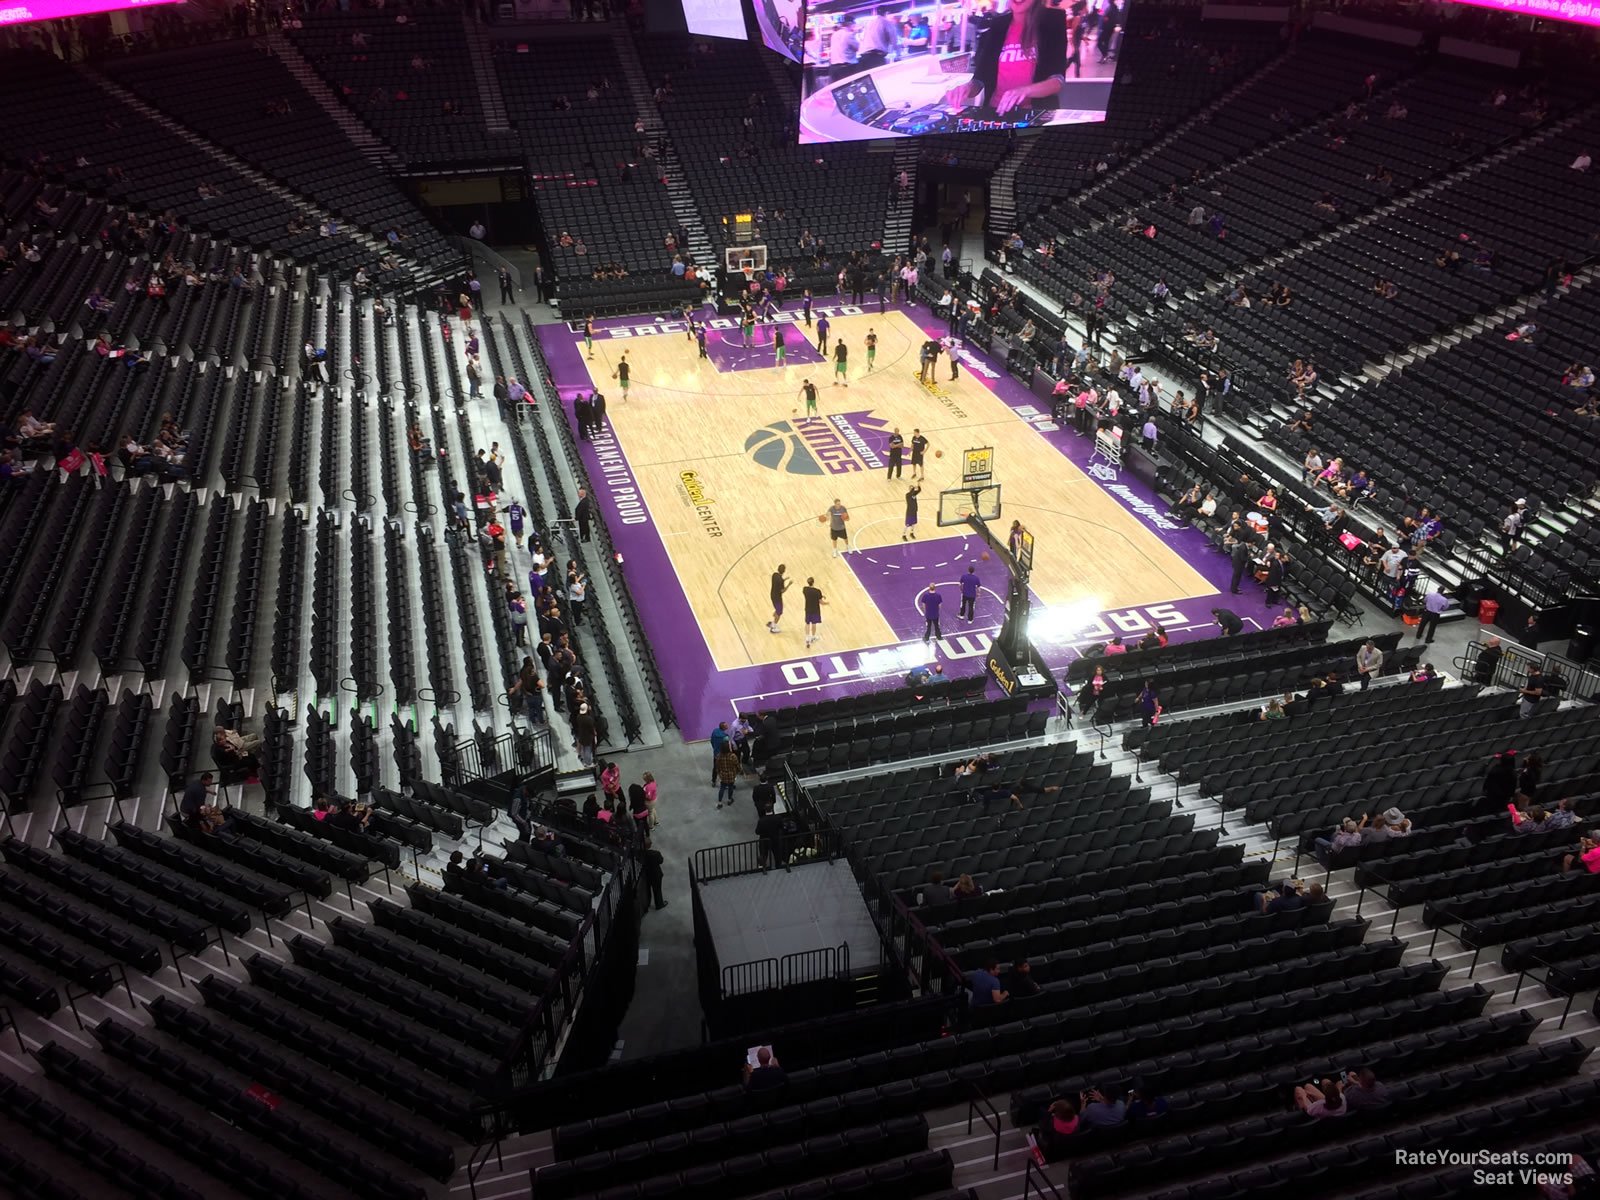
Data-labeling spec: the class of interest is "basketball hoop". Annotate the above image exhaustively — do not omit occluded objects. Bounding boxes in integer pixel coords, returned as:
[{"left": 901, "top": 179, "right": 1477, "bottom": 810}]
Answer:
[{"left": 741, "top": 264, "right": 756, "bottom": 287}]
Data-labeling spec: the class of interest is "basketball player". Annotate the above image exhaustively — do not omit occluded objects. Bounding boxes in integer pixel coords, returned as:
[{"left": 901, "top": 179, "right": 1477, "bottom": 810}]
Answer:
[
  {"left": 612, "top": 352, "right": 630, "bottom": 398},
  {"left": 803, "top": 576, "right": 827, "bottom": 648},
  {"left": 800, "top": 379, "right": 819, "bottom": 418},
  {"left": 833, "top": 339, "right": 849, "bottom": 386},
  {"left": 583, "top": 314, "right": 596, "bottom": 360},
  {"left": 902, "top": 483, "right": 921, "bottom": 541},
  {"left": 740, "top": 305, "right": 755, "bottom": 348},
  {"left": 959, "top": 565, "right": 980, "bottom": 621},
  {"left": 816, "top": 313, "right": 830, "bottom": 355},
  {"left": 886, "top": 428, "right": 904, "bottom": 479},
  {"left": 825, "top": 499, "right": 849, "bottom": 557},
  {"left": 910, "top": 429, "right": 929, "bottom": 480},
  {"left": 865, "top": 328, "right": 878, "bottom": 371},
  {"left": 774, "top": 322, "right": 787, "bottom": 367},
  {"left": 768, "top": 564, "right": 791, "bottom": 633}
]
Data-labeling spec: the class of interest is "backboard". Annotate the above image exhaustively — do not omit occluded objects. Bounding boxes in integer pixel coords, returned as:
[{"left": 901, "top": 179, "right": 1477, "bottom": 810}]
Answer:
[
  {"left": 723, "top": 244, "right": 768, "bottom": 275},
  {"left": 937, "top": 483, "right": 1002, "bottom": 528}
]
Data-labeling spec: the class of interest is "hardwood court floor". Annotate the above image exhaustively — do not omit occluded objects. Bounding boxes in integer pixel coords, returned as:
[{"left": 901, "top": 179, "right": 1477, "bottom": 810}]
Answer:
[{"left": 581, "top": 310, "right": 1212, "bottom": 669}]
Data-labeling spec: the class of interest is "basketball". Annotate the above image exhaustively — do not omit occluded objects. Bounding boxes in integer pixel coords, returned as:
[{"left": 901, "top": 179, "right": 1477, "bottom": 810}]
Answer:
[
  {"left": 935, "top": 450, "right": 943, "bottom": 458},
  {"left": 818, "top": 514, "right": 827, "bottom": 523},
  {"left": 981, "top": 551, "right": 991, "bottom": 560}
]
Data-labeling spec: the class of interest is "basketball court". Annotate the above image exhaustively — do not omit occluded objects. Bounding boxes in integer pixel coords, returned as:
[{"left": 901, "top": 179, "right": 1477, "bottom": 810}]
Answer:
[{"left": 536, "top": 278, "right": 1265, "bottom": 734}]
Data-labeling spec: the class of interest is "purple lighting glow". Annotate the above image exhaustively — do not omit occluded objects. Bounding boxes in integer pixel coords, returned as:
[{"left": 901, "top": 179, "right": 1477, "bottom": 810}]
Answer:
[{"left": 0, "top": 0, "right": 180, "bottom": 27}]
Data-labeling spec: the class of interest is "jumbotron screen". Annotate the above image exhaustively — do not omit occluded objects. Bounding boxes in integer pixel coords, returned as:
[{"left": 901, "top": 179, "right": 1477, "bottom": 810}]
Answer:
[
  {"left": 683, "top": 0, "right": 749, "bottom": 40},
  {"left": 756, "top": 0, "right": 806, "bottom": 61},
  {"left": 797, "top": 0, "right": 1120, "bottom": 144},
  {"left": 1450, "top": 0, "right": 1600, "bottom": 25},
  {"left": 0, "top": 0, "right": 180, "bottom": 25}
]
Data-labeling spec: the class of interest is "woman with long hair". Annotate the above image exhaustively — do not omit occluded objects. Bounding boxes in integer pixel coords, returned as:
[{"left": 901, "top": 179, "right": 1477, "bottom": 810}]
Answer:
[{"left": 944, "top": 0, "right": 1068, "bottom": 117}]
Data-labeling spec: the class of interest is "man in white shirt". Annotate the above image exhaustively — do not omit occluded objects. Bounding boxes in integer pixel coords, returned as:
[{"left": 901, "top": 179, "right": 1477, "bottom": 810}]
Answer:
[
  {"left": 857, "top": 6, "right": 899, "bottom": 68},
  {"left": 829, "top": 19, "right": 859, "bottom": 77}
]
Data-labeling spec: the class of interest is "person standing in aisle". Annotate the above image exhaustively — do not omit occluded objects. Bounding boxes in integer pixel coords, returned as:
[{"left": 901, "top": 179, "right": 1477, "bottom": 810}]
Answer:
[
  {"left": 575, "top": 487, "right": 593, "bottom": 543},
  {"left": 498, "top": 266, "right": 515, "bottom": 306},
  {"left": 714, "top": 742, "right": 741, "bottom": 808},
  {"left": 506, "top": 499, "right": 526, "bottom": 549},
  {"left": 642, "top": 842, "right": 667, "bottom": 910},
  {"left": 583, "top": 314, "right": 596, "bottom": 360},
  {"left": 567, "top": 562, "right": 588, "bottom": 627},
  {"left": 886, "top": 428, "right": 905, "bottom": 479},
  {"left": 816, "top": 312, "right": 831, "bottom": 354},
  {"left": 803, "top": 576, "right": 827, "bottom": 648},
  {"left": 959, "top": 564, "right": 980, "bottom": 621},
  {"left": 768, "top": 564, "right": 791, "bottom": 633},
  {"left": 910, "top": 429, "right": 929, "bottom": 480},
  {"left": 919, "top": 583, "right": 943, "bottom": 642},
  {"left": 1417, "top": 586, "right": 1449, "bottom": 643},
  {"left": 902, "top": 483, "right": 921, "bottom": 541}
]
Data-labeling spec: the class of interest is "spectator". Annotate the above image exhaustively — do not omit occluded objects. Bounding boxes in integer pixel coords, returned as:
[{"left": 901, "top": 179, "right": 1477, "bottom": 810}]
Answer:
[
  {"left": 572, "top": 703, "right": 598, "bottom": 768},
  {"left": 1475, "top": 636, "right": 1504, "bottom": 685},
  {"left": 714, "top": 743, "right": 741, "bottom": 808},
  {"left": 1547, "top": 797, "right": 1579, "bottom": 830},
  {"left": 1341, "top": 1068, "right": 1391, "bottom": 1112},
  {"left": 642, "top": 842, "right": 667, "bottom": 910},
  {"left": 1483, "top": 751, "right": 1519, "bottom": 808},
  {"left": 1295, "top": 1077, "right": 1346, "bottom": 1117},
  {"left": 1519, "top": 664, "right": 1546, "bottom": 718},
  {"left": 922, "top": 870, "right": 955, "bottom": 906},
  {"left": 756, "top": 803, "right": 785, "bottom": 868},
  {"left": 1312, "top": 819, "right": 1363, "bottom": 864},
  {"left": 179, "top": 773, "right": 224, "bottom": 834},
  {"left": 743, "top": 1046, "right": 787, "bottom": 1091},
  {"left": 1035, "top": 1099, "right": 1079, "bottom": 1159},
  {"left": 213, "top": 724, "right": 262, "bottom": 764},
  {"left": 1079, "top": 1086, "right": 1128, "bottom": 1128},
  {"left": 1257, "top": 878, "right": 1323, "bottom": 913},
  {"left": 1005, "top": 959, "right": 1042, "bottom": 999},
  {"left": 1355, "top": 639, "right": 1383, "bottom": 690},
  {"left": 1508, "top": 804, "right": 1549, "bottom": 832},
  {"left": 967, "top": 957, "right": 1008, "bottom": 1007},
  {"left": 1561, "top": 835, "right": 1600, "bottom": 876},
  {"left": 952, "top": 872, "right": 982, "bottom": 900},
  {"left": 1127, "top": 1087, "right": 1168, "bottom": 1121}
]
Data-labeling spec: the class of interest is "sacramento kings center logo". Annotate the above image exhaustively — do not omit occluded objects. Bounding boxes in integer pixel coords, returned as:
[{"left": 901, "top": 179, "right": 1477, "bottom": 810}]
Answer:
[{"left": 745, "top": 412, "right": 892, "bottom": 476}]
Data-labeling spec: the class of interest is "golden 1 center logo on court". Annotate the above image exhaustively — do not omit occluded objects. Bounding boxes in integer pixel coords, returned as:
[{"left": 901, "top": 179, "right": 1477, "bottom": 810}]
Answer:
[{"left": 744, "top": 411, "right": 893, "bottom": 476}]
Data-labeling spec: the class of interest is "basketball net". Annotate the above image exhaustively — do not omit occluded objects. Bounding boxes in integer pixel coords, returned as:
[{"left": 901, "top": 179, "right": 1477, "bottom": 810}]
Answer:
[{"left": 742, "top": 266, "right": 755, "bottom": 287}]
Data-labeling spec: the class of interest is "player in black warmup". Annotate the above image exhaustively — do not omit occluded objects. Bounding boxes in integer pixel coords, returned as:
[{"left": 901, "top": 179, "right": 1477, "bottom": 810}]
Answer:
[{"left": 886, "top": 428, "right": 905, "bottom": 479}]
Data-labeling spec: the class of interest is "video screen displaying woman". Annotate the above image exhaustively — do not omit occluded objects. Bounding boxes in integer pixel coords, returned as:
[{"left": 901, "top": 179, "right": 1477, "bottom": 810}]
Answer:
[{"left": 798, "top": 0, "right": 1120, "bottom": 143}]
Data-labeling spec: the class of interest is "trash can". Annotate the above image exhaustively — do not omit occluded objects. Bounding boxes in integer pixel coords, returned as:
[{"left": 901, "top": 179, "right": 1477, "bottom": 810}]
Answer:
[{"left": 1478, "top": 599, "right": 1500, "bottom": 627}]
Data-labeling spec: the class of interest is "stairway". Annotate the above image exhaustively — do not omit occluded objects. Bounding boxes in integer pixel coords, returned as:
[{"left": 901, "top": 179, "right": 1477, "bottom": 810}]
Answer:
[
  {"left": 462, "top": 13, "right": 512, "bottom": 136},
  {"left": 265, "top": 32, "right": 406, "bottom": 173},
  {"left": 78, "top": 65, "right": 431, "bottom": 291},
  {"left": 883, "top": 141, "right": 919, "bottom": 256},
  {"left": 1064, "top": 46, "right": 1296, "bottom": 219},
  {"left": 985, "top": 133, "right": 1043, "bottom": 238},
  {"left": 608, "top": 24, "right": 715, "bottom": 267}
]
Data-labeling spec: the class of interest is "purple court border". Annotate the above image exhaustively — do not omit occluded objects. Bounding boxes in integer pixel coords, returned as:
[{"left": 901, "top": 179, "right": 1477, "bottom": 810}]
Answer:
[{"left": 535, "top": 303, "right": 1267, "bottom": 738}]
